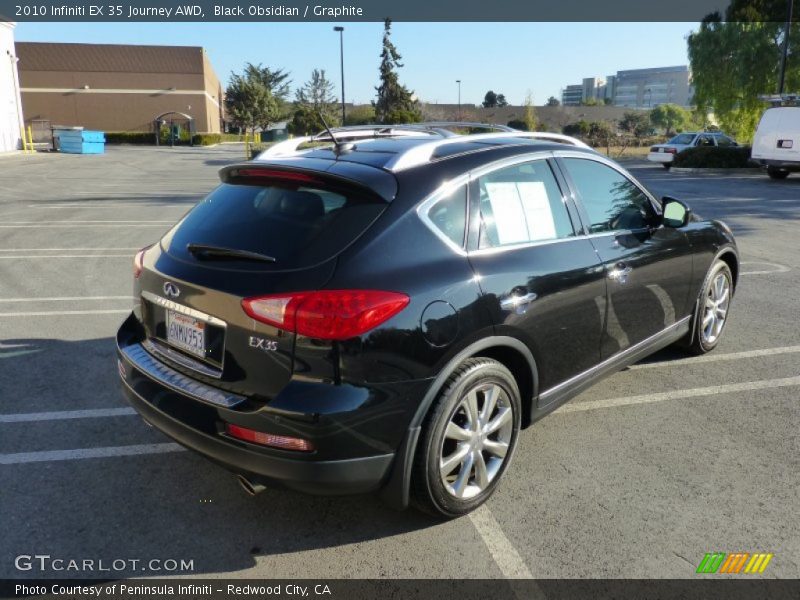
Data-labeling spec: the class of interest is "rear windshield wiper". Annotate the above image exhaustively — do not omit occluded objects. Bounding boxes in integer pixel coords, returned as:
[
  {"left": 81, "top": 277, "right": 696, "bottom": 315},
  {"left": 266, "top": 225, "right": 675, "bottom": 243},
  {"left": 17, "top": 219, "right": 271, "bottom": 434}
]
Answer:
[{"left": 186, "top": 243, "right": 277, "bottom": 263}]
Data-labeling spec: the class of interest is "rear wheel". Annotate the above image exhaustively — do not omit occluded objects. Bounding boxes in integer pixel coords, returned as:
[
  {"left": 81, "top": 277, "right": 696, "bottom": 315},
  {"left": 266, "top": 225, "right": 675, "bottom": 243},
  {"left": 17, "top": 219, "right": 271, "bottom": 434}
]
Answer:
[
  {"left": 767, "top": 167, "right": 789, "bottom": 179},
  {"left": 687, "top": 260, "right": 733, "bottom": 355},
  {"left": 662, "top": 163, "right": 672, "bottom": 170},
  {"left": 411, "top": 358, "right": 521, "bottom": 518}
]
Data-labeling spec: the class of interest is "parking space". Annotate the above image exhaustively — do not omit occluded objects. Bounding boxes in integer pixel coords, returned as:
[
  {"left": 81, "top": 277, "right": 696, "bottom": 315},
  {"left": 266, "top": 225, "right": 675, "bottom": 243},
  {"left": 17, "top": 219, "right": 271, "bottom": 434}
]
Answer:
[{"left": 0, "top": 147, "right": 797, "bottom": 579}]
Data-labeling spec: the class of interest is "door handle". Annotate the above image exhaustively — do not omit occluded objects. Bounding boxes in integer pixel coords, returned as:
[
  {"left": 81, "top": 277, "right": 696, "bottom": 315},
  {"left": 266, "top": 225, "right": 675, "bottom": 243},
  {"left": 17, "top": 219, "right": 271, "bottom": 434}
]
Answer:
[
  {"left": 500, "top": 291, "right": 538, "bottom": 314},
  {"left": 608, "top": 263, "right": 633, "bottom": 284}
]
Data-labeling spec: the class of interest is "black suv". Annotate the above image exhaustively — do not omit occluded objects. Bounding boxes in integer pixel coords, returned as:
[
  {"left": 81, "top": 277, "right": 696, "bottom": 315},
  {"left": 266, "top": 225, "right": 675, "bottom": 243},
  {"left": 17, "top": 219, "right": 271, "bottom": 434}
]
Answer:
[{"left": 117, "top": 124, "right": 738, "bottom": 517}]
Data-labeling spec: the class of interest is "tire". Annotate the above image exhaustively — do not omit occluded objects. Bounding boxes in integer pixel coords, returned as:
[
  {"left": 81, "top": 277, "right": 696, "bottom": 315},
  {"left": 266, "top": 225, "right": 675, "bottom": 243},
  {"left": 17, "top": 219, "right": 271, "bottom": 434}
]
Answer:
[
  {"left": 662, "top": 163, "right": 672, "bottom": 170},
  {"left": 767, "top": 168, "right": 789, "bottom": 179},
  {"left": 686, "top": 260, "right": 734, "bottom": 355},
  {"left": 411, "top": 358, "right": 522, "bottom": 518}
]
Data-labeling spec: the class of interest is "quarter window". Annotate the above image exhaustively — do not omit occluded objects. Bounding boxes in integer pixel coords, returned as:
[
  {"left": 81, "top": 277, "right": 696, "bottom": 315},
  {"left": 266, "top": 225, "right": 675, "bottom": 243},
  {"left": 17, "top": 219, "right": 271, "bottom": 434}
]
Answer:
[
  {"left": 476, "top": 160, "right": 574, "bottom": 249},
  {"left": 562, "top": 158, "right": 655, "bottom": 233},
  {"left": 427, "top": 185, "right": 467, "bottom": 248}
]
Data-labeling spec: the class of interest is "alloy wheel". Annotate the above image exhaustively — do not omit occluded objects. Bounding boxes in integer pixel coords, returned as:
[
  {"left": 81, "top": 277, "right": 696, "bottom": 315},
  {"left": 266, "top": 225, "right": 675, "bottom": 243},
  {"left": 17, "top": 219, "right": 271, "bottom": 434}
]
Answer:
[{"left": 701, "top": 272, "right": 730, "bottom": 344}]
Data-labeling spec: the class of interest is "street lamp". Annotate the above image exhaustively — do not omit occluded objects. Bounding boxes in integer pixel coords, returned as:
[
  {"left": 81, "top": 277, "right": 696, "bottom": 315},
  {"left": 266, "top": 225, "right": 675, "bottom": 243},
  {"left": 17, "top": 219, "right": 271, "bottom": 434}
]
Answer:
[
  {"left": 645, "top": 87, "right": 652, "bottom": 108},
  {"left": 333, "top": 27, "right": 345, "bottom": 124},
  {"left": 456, "top": 80, "right": 461, "bottom": 121}
]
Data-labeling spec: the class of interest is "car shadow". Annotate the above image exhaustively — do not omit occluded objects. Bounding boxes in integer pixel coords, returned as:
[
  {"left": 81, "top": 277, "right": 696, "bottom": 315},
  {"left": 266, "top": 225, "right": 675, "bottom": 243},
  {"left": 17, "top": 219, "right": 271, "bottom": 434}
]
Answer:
[{"left": 0, "top": 337, "right": 437, "bottom": 579}]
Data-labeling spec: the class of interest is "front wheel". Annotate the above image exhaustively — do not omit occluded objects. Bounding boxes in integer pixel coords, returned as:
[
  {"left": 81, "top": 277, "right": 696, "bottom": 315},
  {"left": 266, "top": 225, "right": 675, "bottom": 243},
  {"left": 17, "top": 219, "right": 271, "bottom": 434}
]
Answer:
[
  {"left": 687, "top": 260, "right": 733, "bottom": 355},
  {"left": 767, "top": 167, "right": 789, "bottom": 179},
  {"left": 411, "top": 358, "right": 521, "bottom": 518}
]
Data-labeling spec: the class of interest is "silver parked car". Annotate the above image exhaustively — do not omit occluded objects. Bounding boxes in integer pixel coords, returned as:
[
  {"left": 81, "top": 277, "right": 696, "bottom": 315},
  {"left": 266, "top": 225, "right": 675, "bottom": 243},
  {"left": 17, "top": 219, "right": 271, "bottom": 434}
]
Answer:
[{"left": 648, "top": 132, "right": 738, "bottom": 169}]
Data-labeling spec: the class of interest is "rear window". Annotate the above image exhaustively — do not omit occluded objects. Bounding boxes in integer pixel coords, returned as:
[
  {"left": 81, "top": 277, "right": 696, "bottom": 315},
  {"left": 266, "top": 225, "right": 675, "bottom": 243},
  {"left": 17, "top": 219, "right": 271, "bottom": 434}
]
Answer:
[
  {"left": 668, "top": 133, "right": 696, "bottom": 145},
  {"left": 164, "top": 177, "right": 386, "bottom": 269}
]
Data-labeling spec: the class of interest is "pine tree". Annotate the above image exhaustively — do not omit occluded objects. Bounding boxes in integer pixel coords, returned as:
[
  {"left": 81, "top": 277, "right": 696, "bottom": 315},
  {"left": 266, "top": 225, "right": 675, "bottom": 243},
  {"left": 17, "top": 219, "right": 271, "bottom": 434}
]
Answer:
[
  {"left": 373, "top": 19, "right": 421, "bottom": 124},
  {"left": 291, "top": 69, "right": 340, "bottom": 134}
]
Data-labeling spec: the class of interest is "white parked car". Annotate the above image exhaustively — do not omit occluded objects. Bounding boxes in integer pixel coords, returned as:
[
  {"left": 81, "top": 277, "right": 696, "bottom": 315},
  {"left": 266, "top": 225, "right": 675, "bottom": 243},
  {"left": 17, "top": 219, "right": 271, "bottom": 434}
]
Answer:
[
  {"left": 751, "top": 106, "right": 800, "bottom": 179},
  {"left": 648, "top": 132, "right": 738, "bottom": 169}
]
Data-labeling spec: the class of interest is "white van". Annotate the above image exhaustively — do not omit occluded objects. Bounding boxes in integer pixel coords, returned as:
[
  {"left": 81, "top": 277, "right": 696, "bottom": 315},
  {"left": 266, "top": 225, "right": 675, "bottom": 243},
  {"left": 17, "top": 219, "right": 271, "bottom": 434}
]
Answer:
[{"left": 752, "top": 106, "right": 800, "bottom": 179}]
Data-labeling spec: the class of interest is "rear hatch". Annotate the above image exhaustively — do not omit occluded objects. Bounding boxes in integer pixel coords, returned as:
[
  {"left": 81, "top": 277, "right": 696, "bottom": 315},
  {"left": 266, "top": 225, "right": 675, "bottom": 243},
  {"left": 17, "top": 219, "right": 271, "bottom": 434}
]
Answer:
[
  {"left": 135, "top": 163, "right": 394, "bottom": 400},
  {"left": 753, "top": 107, "right": 800, "bottom": 161}
]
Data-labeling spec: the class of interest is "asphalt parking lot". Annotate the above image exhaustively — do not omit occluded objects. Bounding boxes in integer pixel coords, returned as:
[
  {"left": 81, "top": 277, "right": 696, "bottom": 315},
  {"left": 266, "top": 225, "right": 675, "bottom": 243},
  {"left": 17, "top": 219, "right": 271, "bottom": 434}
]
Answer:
[{"left": 0, "top": 145, "right": 797, "bottom": 580}]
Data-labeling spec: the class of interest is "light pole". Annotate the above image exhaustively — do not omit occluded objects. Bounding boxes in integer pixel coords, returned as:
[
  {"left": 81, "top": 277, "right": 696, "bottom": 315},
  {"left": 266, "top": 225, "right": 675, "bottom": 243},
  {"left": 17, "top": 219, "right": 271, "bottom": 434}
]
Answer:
[
  {"left": 456, "top": 80, "right": 461, "bottom": 121},
  {"left": 645, "top": 88, "right": 652, "bottom": 108},
  {"left": 333, "top": 26, "right": 345, "bottom": 124},
  {"left": 778, "top": 0, "right": 793, "bottom": 95}
]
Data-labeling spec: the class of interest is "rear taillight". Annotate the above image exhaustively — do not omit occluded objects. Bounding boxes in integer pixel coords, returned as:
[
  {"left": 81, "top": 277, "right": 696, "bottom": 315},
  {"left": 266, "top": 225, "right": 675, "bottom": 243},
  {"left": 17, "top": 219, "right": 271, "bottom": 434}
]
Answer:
[
  {"left": 666, "top": 148, "right": 678, "bottom": 154},
  {"left": 242, "top": 290, "right": 409, "bottom": 340},
  {"left": 133, "top": 247, "right": 148, "bottom": 279},
  {"left": 225, "top": 424, "right": 314, "bottom": 452}
]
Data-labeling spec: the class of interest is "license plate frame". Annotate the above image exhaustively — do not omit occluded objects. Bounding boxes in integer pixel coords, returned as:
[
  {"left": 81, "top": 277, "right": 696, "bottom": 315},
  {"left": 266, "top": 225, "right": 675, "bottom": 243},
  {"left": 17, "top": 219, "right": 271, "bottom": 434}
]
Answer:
[{"left": 166, "top": 310, "right": 206, "bottom": 359}]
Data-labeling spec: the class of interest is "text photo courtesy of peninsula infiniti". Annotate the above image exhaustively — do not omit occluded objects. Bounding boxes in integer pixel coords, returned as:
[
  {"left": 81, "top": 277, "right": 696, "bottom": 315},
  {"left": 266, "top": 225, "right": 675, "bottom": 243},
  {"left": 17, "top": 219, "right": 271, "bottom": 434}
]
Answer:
[{"left": 116, "top": 124, "right": 738, "bottom": 518}]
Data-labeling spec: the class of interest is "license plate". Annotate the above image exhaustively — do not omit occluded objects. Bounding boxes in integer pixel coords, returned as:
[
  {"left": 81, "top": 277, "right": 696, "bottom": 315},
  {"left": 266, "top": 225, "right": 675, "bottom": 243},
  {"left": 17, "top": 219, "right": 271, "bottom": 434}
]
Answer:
[{"left": 166, "top": 310, "right": 206, "bottom": 358}]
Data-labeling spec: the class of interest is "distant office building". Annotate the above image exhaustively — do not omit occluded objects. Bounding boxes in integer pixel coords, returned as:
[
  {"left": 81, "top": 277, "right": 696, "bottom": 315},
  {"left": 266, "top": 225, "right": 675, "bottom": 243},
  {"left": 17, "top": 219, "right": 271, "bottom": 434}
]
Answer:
[
  {"left": 612, "top": 65, "right": 692, "bottom": 108},
  {"left": 561, "top": 66, "right": 692, "bottom": 109},
  {"left": 1, "top": 22, "right": 24, "bottom": 152},
  {"left": 561, "top": 84, "right": 584, "bottom": 106},
  {"left": 17, "top": 42, "right": 224, "bottom": 133},
  {"left": 562, "top": 77, "right": 611, "bottom": 106}
]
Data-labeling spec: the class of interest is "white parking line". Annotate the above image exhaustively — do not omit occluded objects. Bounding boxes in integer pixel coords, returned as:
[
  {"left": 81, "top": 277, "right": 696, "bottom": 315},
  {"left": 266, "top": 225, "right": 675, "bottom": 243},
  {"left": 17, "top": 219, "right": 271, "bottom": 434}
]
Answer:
[
  {"left": 0, "top": 309, "right": 129, "bottom": 317},
  {"left": 0, "top": 296, "right": 132, "bottom": 303},
  {"left": 0, "top": 408, "right": 136, "bottom": 423},
  {"left": 558, "top": 375, "right": 800, "bottom": 414},
  {"left": 469, "top": 505, "right": 533, "bottom": 579},
  {"left": 630, "top": 345, "right": 800, "bottom": 370},
  {"left": 0, "top": 248, "right": 139, "bottom": 252},
  {"left": 0, "top": 254, "right": 132, "bottom": 259},
  {"left": 0, "top": 443, "right": 185, "bottom": 465},
  {"left": 0, "top": 225, "right": 170, "bottom": 228},
  {"left": 740, "top": 261, "right": 791, "bottom": 275}
]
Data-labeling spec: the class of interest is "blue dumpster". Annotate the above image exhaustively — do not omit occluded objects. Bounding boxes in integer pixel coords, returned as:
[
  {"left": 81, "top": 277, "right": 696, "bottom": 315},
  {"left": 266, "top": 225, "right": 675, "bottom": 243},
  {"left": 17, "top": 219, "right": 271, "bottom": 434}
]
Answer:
[{"left": 55, "top": 129, "right": 106, "bottom": 154}]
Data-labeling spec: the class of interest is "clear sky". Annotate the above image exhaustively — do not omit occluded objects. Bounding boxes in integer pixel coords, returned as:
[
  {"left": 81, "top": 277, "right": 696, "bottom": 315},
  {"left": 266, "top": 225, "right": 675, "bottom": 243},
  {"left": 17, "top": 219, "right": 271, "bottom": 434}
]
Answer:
[{"left": 15, "top": 22, "right": 698, "bottom": 105}]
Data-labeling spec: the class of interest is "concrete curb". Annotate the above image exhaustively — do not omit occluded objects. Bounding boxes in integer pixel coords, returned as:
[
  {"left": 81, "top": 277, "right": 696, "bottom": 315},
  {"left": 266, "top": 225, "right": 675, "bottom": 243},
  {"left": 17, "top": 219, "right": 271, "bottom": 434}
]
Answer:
[{"left": 670, "top": 167, "right": 760, "bottom": 175}]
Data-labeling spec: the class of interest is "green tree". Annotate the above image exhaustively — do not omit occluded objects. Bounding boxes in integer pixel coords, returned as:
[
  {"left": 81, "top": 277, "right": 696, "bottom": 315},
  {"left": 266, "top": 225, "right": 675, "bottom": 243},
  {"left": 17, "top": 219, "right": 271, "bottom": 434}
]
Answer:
[
  {"left": 373, "top": 19, "right": 422, "bottom": 124},
  {"left": 546, "top": 96, "right": 560, "bottom": 106},
  {"left": 243, "top": 63, "right": 292, "bottom": 101},
  {"left": 523, "top": 91, "right": 537, "bottom": 132},
  {"left": 483, "top": 90, "right": 498, "bottom": 107},
  {"left": 497, "top": 94, "right": 508, "bottom": 107},
  {"left": 619, "top": 111, "right": 650, "bottom": 138},
  {"left": 649, "top": 103, "right": 692, "bottom": 135},
  {"left": 291, "top": 69, "right": 340, "bottom": 134},
  {"left": 563, "top": 120, "right": 590, "bottom": 136},
  {"left": 344, "top": 104, "right": 376, "bottom": 125},
  {"left": 225, "top": 73, "right": 278, "bottom": 135},
  {"left": 688, "top": 2, "right": 800, "bottom": 141}
]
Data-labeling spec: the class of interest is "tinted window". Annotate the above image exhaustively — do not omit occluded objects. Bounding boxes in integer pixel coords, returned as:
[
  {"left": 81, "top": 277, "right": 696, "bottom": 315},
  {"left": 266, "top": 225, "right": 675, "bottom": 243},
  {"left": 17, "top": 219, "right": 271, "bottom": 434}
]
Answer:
[
  {"left": 165, "top": 180, "right": 385, "bottom": 268},
  {"left": 476, "top": 160, "right": 574, "bottom": 249},
  {"left": 562, "top": 158, "right": 655, "bottom": 233},
  {"left": 669, "top": 133, "right": 695, "bottom": 145},
  {"left": 716, "top": 135, "right": 735, "bottom": 147},
  {"left": 696, "top": 135, "right": 715, "bottom": 147},
  {"left": 427, "top": 185, "right": 467, "bottom": 247}
]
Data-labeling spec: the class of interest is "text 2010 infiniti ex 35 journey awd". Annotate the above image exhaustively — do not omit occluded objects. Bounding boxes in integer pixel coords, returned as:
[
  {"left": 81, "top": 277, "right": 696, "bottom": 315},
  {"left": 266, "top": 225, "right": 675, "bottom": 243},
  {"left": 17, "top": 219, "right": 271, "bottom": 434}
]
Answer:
[{"left": 117, "top": 124, "right": 738, "bottom": 518}]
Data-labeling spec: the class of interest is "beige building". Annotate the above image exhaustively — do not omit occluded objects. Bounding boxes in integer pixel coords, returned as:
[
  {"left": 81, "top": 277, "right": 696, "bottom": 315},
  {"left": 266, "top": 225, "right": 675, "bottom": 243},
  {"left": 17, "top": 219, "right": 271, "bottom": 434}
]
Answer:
[{"left": 17, "top": 42, "right": 223, "bottom": 133}]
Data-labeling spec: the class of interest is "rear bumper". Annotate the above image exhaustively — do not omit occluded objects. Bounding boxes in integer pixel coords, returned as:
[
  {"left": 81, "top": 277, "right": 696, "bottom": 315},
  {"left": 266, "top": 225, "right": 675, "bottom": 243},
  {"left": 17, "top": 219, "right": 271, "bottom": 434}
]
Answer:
[
  {"left": 753, "top": 158, "right": 800, "bottom": 170},
  {"left": 115, "top": 313, "right": 429, "bottom": 496},
  {"left": 647, "top": 152, "right": 674, "bottom": 163},
  {"left": 119, "top": 376, "right": 393, "bottom": 494}
]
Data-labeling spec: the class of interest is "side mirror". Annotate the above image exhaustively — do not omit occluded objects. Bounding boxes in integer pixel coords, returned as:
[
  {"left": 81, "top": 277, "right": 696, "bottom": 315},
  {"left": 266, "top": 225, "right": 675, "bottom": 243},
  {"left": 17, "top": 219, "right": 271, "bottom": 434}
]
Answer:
[{"left": 662, "top": 196, "right": 691, "bottom": 228}]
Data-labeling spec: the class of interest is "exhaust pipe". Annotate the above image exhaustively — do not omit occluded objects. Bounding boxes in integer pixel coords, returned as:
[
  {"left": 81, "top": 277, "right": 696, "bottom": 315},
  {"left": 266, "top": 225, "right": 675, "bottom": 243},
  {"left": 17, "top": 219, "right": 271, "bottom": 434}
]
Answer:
[{"left": 236, "top": 474, "right": 266, "bottom": 496}]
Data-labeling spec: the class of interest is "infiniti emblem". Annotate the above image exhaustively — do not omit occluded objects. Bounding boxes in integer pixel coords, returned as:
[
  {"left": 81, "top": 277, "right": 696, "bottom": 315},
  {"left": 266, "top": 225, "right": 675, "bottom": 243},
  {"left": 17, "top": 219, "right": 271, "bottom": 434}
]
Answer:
[{"left": 163, "top": 282, "right": 180, "bottom": 298}]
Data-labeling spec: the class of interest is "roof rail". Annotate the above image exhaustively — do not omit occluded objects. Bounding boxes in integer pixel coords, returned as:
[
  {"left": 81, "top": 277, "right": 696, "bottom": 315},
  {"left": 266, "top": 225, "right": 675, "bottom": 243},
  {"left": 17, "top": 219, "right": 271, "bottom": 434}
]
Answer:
[
  {"left": 384, "top": 131, "right": 592, "bottom": 172},
  {"left": 419, "top": 121, "right": 518, "bottom": 132},
  {"left": 257, "top": 124, "right": 454, "bottom": 159}
]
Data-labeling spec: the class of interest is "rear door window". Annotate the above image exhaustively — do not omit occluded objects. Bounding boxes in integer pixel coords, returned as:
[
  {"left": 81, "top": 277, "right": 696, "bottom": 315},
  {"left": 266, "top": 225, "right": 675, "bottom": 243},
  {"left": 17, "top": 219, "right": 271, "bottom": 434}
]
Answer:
[
  {"left": 476, "top": 160, "right": 575, "bottom": 249},
  {"left": 164, "top": 176, "right": 387, "bottom": 269}
]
